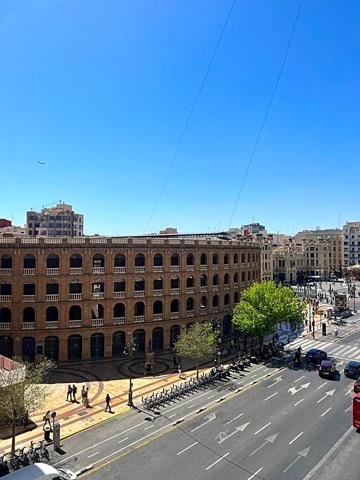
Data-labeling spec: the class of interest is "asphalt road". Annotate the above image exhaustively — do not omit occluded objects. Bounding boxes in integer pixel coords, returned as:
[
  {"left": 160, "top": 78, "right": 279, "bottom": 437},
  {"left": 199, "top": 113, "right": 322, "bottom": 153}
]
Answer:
[{"left": 50, "top": 326, "right": 360, "bottom": 480}]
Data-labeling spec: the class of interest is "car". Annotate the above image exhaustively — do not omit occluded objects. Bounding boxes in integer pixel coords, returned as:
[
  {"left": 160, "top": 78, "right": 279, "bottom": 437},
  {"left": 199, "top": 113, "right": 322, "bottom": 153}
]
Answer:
[
  {"left": 354, "top": 377, "right": 360, "bottom": 394},
  {"left": 306, "top": 348, "right": 328, "bottom": 364},
  {"left": 344, "top": 361, "right": 360, "bottom": 379},
  {"left": 319, "top": 359, "right": 337, "bottom": 379}
]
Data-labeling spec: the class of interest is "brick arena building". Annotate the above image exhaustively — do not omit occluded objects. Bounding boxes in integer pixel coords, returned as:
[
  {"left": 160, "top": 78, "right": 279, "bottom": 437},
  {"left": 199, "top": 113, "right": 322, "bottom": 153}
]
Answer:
[{"left": 0, "top": 234, "right": 261, "bottom": 362}]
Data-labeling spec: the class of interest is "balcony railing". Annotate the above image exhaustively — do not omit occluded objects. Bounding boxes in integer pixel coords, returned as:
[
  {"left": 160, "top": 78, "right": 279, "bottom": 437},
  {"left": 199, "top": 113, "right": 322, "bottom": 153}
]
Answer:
[
  {"left": 153, "top": 290, "right": 163, "bottom": 296},
  {"left": 134, "top": 291, "right": 145, "bottom": 297},
  {"left": 200, "top": 286, "right": 208, "bottom": 293},
  {"left": 70, "top": 267, "right": 82, "bottom": 274},
  {"left": 0, "top": 268, "right": 12, "bottom": 275},
  {"left": 186, "top": 265, "right": 195, "bottom": 271},
  {"left": 224, "top": 285, "right": 230, "bottom": 290},
  {"left": 69, "top": 320, "right": 82, "bottom": 328},
  {"left": 69, "top": 293, "right": 82, "bottom": 300},
  {"left": 200, "top": 309, "right": 208, "bottom": 315},
  {"left": 92, "top": 266, "right": 105, "bottom": 274},
  {"left": 213, "top": 307, "right": 219, "bottom": 313},
  {"left": 224, "top": 306, "right": 231, "bottom": 312},
  {"left": 23, "top": 268, "right": 36, "bottom": 275},
  {"left": 0, "top": 295, "right": 11, "bottom": 302},
  {"left": 224, "top": 264, "right": 230, "bottom": 269},
  {"left": 113, "top": 317, "right": 125, "bottom": 325},
  {"left": 134, "top": 266, "right": 146, "bottom": 273},
  {"left": 46, "top": 321, "right": 59, "bottom": 329},
  {"left": 186, "top": 288, "right": 194, "bottom": 294},
  {"left": 212, "top": 286, "right": 219, "bottom": 291},
  {"left": 153, "top": 314, "right": 163, "bottom": 321},
  {"left": 134, "top": 315, "right": 145, "bottom": 323},
  {"left": 170, "top": 312, "right": 180, "bottom": 319},
  {"left": 200, "top": 265, "right": 207, "bottom": 271},
  {"left": 153, "top": 266, "right": 163, "bottom": 273},
  {"left": 170, "top": 265, "right": 180, "bottom": 272},
  {"left": 170, "top": 288, "right": 180, "bottom": 295},
  {"left": 91, "top": 318, "right": 104, "bottom": 327},
  {"left": 23, "top": 295, "right": 36, "bottom": 302},
  {"left": 46, "top": 268, "right": 59, "bottom": 275},
  {"left": 186, "top": 310, "right": 194, "bottom": 317},
  {"left": 23, "top": 322, "right": 35, "bottom": 329},
  {"left": 46, "top": 294, "right": 59, "bottom": 301},
  {"left": 92, "top": 292, "right": 104, "bottom": 299},
  {"left": 212, "top": 265, "right": 219, "bottom": 270},
  {"left": 114, "top": 267, "right": 126, "bottom": 274},
  {"left": 114, "top": 291, "right": 125, "bottom": 299},
  {"left": 0, "top": 323, "right": 11, "bottom": 329}
]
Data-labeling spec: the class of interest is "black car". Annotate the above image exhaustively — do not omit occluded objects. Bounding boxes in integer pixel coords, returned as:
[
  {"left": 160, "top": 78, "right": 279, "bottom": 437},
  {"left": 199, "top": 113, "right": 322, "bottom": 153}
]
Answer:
[
  {"left": 306, "top": 348, "right": 327, "bottom": 364},
  {"left": 319, "top": 359, "right": 337, "bottom": 379},
  {"left": 344, "top": 360, "right": 360, "bottom": 379}
]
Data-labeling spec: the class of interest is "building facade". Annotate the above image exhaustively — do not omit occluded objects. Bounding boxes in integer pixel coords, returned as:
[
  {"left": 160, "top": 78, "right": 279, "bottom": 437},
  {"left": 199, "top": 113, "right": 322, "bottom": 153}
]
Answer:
[
  {"left": 0, "top": 235, "right": 260, "bottom": 362},
  {"left": 256, "top": 234, "right": 273, "bottom": 281},
  {"left": 27, "top": 203, "right": 83, "bottom": 238},
  {"left": 273, "top": 243, "right": 306, "bottom": 284},
  {"left": 343, "top": 222, "right": 360, "bottom": 266}
]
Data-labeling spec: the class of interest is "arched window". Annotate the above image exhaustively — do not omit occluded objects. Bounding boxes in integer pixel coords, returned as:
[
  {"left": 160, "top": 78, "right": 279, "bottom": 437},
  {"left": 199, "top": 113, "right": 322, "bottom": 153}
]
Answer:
[
  {"left": 24, "top": 255, "right": 36, "bottom": 269},
  {"left": 135, "top": 253, "right": 145, "bottom": 267},
  {"left": 134, "top": 278, "right": 145, "bottom": 292},
  {"left": 224, "top": 293, "right": 230, "bottom": 305},
  {"left": 23, "top": 283, "right": 35, "bottom": 295},
  {"left": 0, "top": 335, "right": 13, "bottom": 358},
  {"left": 186, "top": 253, "right": 194, "bottom": 266},
  {"left": 248, "top": 253, "right": 251, "bottom": 263},
  {"left": 112, "top": 331, "right": 125, "bottom": 357},
  {"left": 90, "top": 333, "right": 104, "bottom": 359},
  {"left": 70, "top": 254, "right": 82, "bottom": 268},
  {"left": 69, "top": 305, "right": 82, "bottom": 321},
  {"left": 234, "top": 291, "right": 239, "bottom": 303},
  {"left": 212, "top": 254, "right": 219, "bottom": 265},
  {"left": 200, "top": 274, "right": 207, "bottom": 287},
  {"left": 186, "top": 297, "right": 194, "bottom": 311},
  {"left": 171, "top": 299, "right": 179, "bottom": 313},
  {"left": 248, "top": 270, "right": 251, "bottom": 281},
  {"left": 114, "top": 254, "right": 126, "bottom": 267},
  {"left": 252, "top": 252, "right": 255, "bottom": 262},
  {"left": 152, "top": 327, "right": 164, "bottom": 351},
  {"left": 46, "top": 282, "right": 59, "bottom": 295},
  {"left": 171, "top": 276, "right": 180, "bottom": 289},
  {"left": 171, "top": 253, "right": 180, "bottom": 266},
  {"left": 114, "top": 280, "right": 125, "bottom": 292},
  {"left": 213, "top": 274, "right": 219, "bottom": 286},
  {"left": 200, "top": 253, "right": 207, "bottom": 265},
  {"left": 153, "top": 253, "right": 163, "bottom": 266},
  {"left": 93, "top": 254, "right": 105, "bottom": 268},
  {"left": 0, "top": 284, "right": 11, "bottom": 295},
  {"left": 153, "top": 277, "right": 163, "bottom": 290},
  {"left": 69, "top": 281, "right": 82, "bottom": 294},
  {"left": 234, "top": 253, "right": 238, "bottom": 264},
  {"left": 68, "top": 335, "right": 82, "bottom": 360},
  {"left": 0, "top": 255, "right": 12, "bottom": 269},
  {"left": 224, "top": 273, "right": 230, "bottom": 285},
  {"left": 234, "top": 272, "right": 239, "bottom": 283},
  {"left": 170, "top": 325, "right": 180, "bottom": 348},
  {"left": 224, "top": 253, "right": 229, "bottom": 265},
  {"left": 200, "top": 296, "right": 207, "bottom": 309},
  {"left": 23, "top": 307, "right": 35, "bottom": 322},
  {"left": 212, "top": 295, "right": 219, "bottom": 307},
  {"left": 91, "top": 304, "right": 104, "bottom": 319},
  {"left": 46, "top": 306, "right": 58, "bottom": 322},
  {"left": 153, "top": 300, "right": 163, "bottom": 314},
  {"left": 241, "top": 253, "right": 246, "bottom": 264},
  {"left": 241, "top": 271, "right": 246, "bottom": 282},
  {"left": 134, "top": 302, "right": 145, "bottom": 316},
  {"left": 186, "top": 276, "right": 194, "bottom": 288},
  {"left": 114, "top": 303, "right": 125, "bottom": 318},
  {"left": 47, "top": 254, "right": 59, "bottom": 268},
  {"left": 45, "top": 336, "right": 59, "bottom": 361}
]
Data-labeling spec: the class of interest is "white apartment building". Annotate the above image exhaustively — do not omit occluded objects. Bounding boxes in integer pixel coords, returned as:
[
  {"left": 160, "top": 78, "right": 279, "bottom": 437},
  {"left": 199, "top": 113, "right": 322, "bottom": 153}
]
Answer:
[
  {"left": 27, "top": 203, "right": 84, "bottom": 237},
  {"left": 343, "top": 221, "right": 360, "bottom": 266}
]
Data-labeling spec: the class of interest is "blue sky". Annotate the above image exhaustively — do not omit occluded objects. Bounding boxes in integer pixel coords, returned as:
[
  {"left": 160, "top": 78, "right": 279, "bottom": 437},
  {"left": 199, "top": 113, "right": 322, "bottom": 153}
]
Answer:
[{"left": 0, "top": 0, "right": 359, "bottom": 236}]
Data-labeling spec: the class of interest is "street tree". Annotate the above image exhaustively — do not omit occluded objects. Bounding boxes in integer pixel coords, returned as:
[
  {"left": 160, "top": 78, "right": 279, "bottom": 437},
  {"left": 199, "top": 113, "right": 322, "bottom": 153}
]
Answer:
[
  {"left": 0, "top": 358, "right": 54, "bottom": 452},
  {"left": 232, "top": 281, "right": 305, "bottom": 347},
  {"left": 175, "top": 322, "right": 217, "bottom": 378}
]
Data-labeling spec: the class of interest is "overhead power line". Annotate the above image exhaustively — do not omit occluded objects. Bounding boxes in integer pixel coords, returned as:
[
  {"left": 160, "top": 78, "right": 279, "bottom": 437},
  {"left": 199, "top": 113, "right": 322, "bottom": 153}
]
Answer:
[
  {"left": 228, "top": 0, "right": 303, "bottom": 228},
  {"left": 144, "top": 0, "right": 238, "bottom": 234}
]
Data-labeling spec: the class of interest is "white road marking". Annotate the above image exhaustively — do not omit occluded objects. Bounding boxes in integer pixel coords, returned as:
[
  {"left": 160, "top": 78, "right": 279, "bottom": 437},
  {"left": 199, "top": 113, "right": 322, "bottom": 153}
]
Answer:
[
  {"left": 294, "top": 375, "right": 305, "bottom": 383},
  {"left": 294, "top": 398, "right": 304, "bottom": 407},
  {"left": 168, "top": 413, "right": 177, "bottom": 418},
  {"left": 206, "top": 452, "right": 230, "bottom": 471},
  {"left": 249, "top": 433, "right": 278, "bottom": 456},
  {"left": 321, "top": 407, "right": 332, "bottom": 417},
  {"left": 188, "top": 404, "right": 197, "bottom": 409},
  {"left": 144, "top": 425, "right": 154, "bottom": 430},
  {"left": 317, "top": 382, "right": 328, "bottom": 390},
  {"left": 263, "top": 392, "right": 278, "bottom": 402},
  {"left": 345, "top": 389, "right": 354, "bottom": 396},
  {"left": 177, "top": 442, "right": 198, "bottom": 456},
  {"left": 191, "top": 412, "right": 216, "bottom": 432},
  {"left": 254, "top": 422, "right": 271, "bottom": 435},
  {"left": 206, "top": 394, "right": 215, "bottom": 400},
  {"left": 289, "top": 432, "right": 303, "bottom": 445},
  {"left": 87, "top": 451, "right": 99, "bottom": 458},
  {"left": 283, "top": 446, "right": 311, "bottom": 474},
  {"left": 317, "top": 389, "right": 335, "bottom": 404},
  {"left": 118, "top": 437, "right": 129, "bottom": 444},
  {"left": 246, "top": 467, "right": 264, "bottom": 480},
  {"left": 225, "top": 412, "right": 244, "bottom": 425},
  {"left": 344, "top": 405, "right": 352, "bottom": 413}
]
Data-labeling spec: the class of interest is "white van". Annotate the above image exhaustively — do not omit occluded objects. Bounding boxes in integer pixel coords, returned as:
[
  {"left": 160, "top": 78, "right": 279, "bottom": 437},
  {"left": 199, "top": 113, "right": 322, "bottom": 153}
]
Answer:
[{"left": 4, "top": 463, "right": 76, "bottom": 480}]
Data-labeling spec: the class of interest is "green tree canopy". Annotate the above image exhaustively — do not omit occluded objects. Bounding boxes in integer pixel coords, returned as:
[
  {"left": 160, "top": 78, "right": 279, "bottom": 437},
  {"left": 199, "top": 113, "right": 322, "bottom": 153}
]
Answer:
[{"left": 175, "top": 322, "right": 217, "bottom": 378}]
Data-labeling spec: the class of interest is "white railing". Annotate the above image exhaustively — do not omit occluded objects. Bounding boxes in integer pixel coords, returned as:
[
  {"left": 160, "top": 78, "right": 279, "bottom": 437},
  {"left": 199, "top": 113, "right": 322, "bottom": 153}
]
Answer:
[
  {"left": 68, "top": 237, "right": 86, "bottom": 243},
  {"left": 113, "top": 317, "right": 125, "bottom": 325},
  {"left": 91, "top": 318, "right": 104, "bottom": 327},
  {"left": 170, "top": 288, "right": 180, "bottom": 295},
  {"left": 0, "top": 323, "right": 11, "bottom": 329},
  {"left": 69, "top": 293, "right": 82, "bottom": 300},
  {"left": 170, "top": 265, "right": 180, "bottom": 272},
  {"left": 45, "top": 321, "right": 59, "bottom": 329},
  {"left": 212, "top": 265, "right": 219, "bottom": 270},
  {"left": 0, "top": 237, "right": 16, "bottom": 243},
  {"left": 46, "top": 294, "right": 59, "bottom": 301},
  {"left": 186, "top": 288, "right": 194, "bottom": 294},
  {"left": 151, "top": 238, "right": 165, "bottom": 244},
  {"left": 0, "top": 268, "right": 12, "bottom": 275},
  {"left": 200, "top": 310, "right": 208, "bottom": 315},
  {"left": 23, "top": 322, "right": 35, "bottom": 329},
  {"left": 153, "top": 266, "right": 163, "bottom": 272},
  {"left": 69, "top": 320, "right": 82, "bottom": 328},
  {"left": 153, "top": 290, "right": 163, "bottom": 296},
  {"left": 0, "top": 295, "right": 11, "bottom": 302},
  {"left": 153, "top": 314, "right": 163, "bottom": 321},
  {"left": 134, "top": 266, "right": 146, "bottom": 273},
  {"left": 46, "top": 268, "right": 59, "bottom": 275},
  {"left": 212, "top": 286, "right": 219, "bottom": 291},
  {"left": 184, "top": 240, "right": 195, "bottom": 245},
  {"left": 134, "top": 291, "right": 145, "bottom": 297},
  {"left": 23, "top": 268, "right": 36, "bottom": 275},
  {"left": 170, "top": 312, "right": 179, "bottom": 319},
  {"left": 200, "top": 287, "right": 208, "bottom": 293},
  {"left": 70, "top": 267, "right": 82, "bottom": 274},
  {"left": 186, "top": 265, "right": 195, "bottom": 271},
  {"left": 90, "top": 237, "right": 107, "bottom": 243},
  {"left": 23, "top": 295, "right": 36, "bottom": 302},
  {"left": 224, "top": 264, "right": 230, "bottom": 269},
  {"left": 114, "top": 291, "right": 125, "bottom": 298},
  {"left": 92, "top": 266, "right": 105, "bottom": 274},
  {"left": 224, "top": 306, "right": 231, "bottom": 312},
  {"left": 200, "top": 265, "right": 207, "bottom": 271},
  {"left": 44, "top": 237, "right": 62, "bottom": 243},
  {"left": 224, "top": 285, "right": 230, "bottom": 290},
  {"left": 186, "top": 311, "right": 194, "bottom": 317},
  {"left": 134, "top": 315, "right": 145, "bottom": 323},
  {"left": 92, "top": 292, "right": 104, "bottom": 299},
  {"left": 213, "top": 307, "right": 219, "bottom": 313},
  {"left": 114, "top": 267, "right": 126, "bottom": 273}
]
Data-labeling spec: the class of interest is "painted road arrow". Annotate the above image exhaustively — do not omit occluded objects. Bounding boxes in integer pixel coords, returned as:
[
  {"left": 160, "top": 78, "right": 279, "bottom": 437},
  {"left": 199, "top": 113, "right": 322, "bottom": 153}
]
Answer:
[
  {"left": 282, "top": 446, "right": 312, "bottom": 473},
  {"left": 217, "top": 423, "right": 250, "bottom": 444},
  {"left": 288, "top": 383, "right": 311, "bottom": 395},
  {"left": 267, "top": 376, "right": 282, "bottom": 389},
  {"left": 191, "top": 412, "right": 216, "bottom": 432},
  {"left": 317, "top": 389, "right": 336, "bottom": 404},
  {"left": 249, "top": 433, "right": 279, "bottom": 456}
]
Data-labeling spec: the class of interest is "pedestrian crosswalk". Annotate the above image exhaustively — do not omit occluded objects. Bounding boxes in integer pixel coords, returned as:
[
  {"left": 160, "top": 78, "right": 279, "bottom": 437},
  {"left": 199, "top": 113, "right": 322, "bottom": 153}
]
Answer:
[{"left": 286, "top": 337, "right": 360, "bottom": 361}]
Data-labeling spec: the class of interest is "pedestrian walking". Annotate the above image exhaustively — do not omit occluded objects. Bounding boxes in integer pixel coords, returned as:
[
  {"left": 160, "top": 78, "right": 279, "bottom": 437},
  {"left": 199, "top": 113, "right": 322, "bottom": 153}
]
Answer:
[
  {"left": 81, "top": 385, "right": 86, "bottom": 404},
  {"left": 66, "top": 385, "right": 72, "bottom": 402},
  {"left": 335, "top": 327, "right": 339, "bottom": 337},
  {"left": 105, "top": 393, "right": 112, "bottom": 413},
  {"left": 43, "top": 410, "right": 51, "bottom": 429},
  {"left": 84, "top": 387, "right": 90, "bottom": 408},
  {"left": 177, "top": 363, "right": 182, "bottom": 378},
  {"left": 72, "top": 384, "right": 77, "bottom": 403}
]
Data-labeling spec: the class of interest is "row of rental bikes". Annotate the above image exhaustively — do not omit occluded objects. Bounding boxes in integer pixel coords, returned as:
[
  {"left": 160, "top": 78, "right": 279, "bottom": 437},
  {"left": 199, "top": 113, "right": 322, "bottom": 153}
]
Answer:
[{"left": 0, "top": 440, "right": 50, "bottom": 477}]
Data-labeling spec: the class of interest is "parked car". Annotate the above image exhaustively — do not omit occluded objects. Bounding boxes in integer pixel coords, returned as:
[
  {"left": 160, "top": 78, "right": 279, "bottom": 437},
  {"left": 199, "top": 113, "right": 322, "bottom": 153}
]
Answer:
[
  {"left": 306, "top": 348, "right": 327, "bottom": 364},
  {"left": 319, "top": 359, "right": 337, "bottom": 379},
  {"left": 344, "top": 361, "right": 360, "bottom": 379},
  {"left": 354, "top": 377, "right": 360, "bottom": 394}
]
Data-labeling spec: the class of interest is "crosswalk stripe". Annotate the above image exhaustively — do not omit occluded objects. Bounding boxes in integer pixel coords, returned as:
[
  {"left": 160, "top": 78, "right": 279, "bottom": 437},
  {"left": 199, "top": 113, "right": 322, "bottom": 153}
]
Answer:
[
  {"left": 334, "top": 345, "right": 357, "bottom": 357},
  {"left": 327, "top": 344, "right": 349, "bottom": 355}
]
